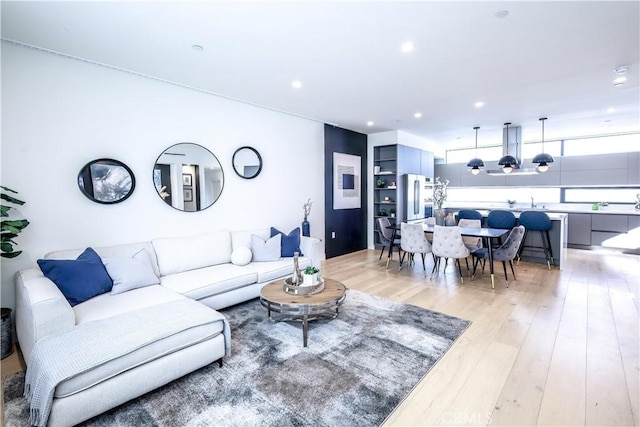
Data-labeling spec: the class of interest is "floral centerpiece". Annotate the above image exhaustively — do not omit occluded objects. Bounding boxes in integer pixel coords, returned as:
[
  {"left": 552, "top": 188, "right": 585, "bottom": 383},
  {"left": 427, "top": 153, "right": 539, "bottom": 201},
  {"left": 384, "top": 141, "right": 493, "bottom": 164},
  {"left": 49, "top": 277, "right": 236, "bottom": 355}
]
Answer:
[{"left": 432, "top": 177, "right": 449, "bottom": 210}]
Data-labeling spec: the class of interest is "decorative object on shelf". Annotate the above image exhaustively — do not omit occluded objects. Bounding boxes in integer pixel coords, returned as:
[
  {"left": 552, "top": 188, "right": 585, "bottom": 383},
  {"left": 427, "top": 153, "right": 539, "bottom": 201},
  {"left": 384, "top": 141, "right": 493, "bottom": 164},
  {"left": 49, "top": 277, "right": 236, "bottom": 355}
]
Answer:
[
  {"left": 467, "top": 126, "right": 485, "bottom": 175},
  {"left": 389, "top": 181, "right": 396, "bottom": 188},
  {"left": 232, "top": 146, "right": 262, "bottom": 179},
  {"left": 374, "top": 165, "right": 381, "bottom": 174},
  {"left": 302, "top": 198, "right": 312, "bottom": 237},
  {"left": 635, "top": 193, "right": 640, "bottom": 211},
  {"left": 532, "top": 117, "right": 554, "bottom": 172},
  {"left": 1, "top": 186, "right": 30, "bottom": 258},
  {"left": 77, "top": 158, "right": 135, "bottom": 204},
  {"left": 376, "top": 178, "right": 386, "bottom": 188},
  {"left": 498, "top": 122, "right": 519, "bottom": 174},
  {"left": 390, "top": 209, "right": 396, "bottom": 218},
  {"left": 379, "top": 210, "right": 388, "bottom": 216},
  {"left": 508, "top": 199, "right": 516, "bottom": 208},
  {"left": 302, "top": 266, "right": 320, "bottom": 286}
]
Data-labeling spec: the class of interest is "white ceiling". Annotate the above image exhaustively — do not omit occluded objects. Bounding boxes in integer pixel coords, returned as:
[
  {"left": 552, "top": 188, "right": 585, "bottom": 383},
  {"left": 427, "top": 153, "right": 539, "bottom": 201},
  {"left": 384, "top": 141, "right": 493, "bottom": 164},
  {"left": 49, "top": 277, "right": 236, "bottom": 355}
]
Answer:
[{"left": 2, "top": 1, "right": 639, "bottom": 154}]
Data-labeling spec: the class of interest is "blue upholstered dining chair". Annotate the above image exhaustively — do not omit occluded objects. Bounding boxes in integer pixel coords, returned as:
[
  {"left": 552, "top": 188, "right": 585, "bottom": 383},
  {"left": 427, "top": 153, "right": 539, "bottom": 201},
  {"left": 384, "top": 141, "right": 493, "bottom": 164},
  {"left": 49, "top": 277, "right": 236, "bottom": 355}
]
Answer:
[
  {"left": 472, "top": 225, "right": 525, "bottom": 287},
  {"left": 486, "top": 210, "right": 517, "bottom": 245},
  {"left": 457, "top": 209, "right": 484, "bottom": 223},
  {"left": 518, "top": 210, "right": 554, "bottom": 269}
]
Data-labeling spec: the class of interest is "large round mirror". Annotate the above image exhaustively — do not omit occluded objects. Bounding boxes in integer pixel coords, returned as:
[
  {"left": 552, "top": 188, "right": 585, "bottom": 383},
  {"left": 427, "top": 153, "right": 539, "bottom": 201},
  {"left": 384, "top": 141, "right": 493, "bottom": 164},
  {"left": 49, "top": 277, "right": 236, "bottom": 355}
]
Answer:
[
  {"left": 78, "top": 158, "right": 135, "bottom": 204},
  {"left": 153, "top": 143, "right": 224, "bottom": 212},
  {"left": 232, "top": 146, "right": 262, "bottom": 179}
]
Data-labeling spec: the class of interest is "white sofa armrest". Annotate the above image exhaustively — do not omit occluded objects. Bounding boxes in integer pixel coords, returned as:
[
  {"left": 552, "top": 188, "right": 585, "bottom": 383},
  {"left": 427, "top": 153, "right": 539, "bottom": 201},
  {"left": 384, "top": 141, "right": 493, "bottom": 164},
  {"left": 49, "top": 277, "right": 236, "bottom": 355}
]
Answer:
[
  {"left": 300, "top": 236, "right": 323, "bottom": 269},
  {"left": 15, "top": 268, "right": 75, "bottom": 365}
]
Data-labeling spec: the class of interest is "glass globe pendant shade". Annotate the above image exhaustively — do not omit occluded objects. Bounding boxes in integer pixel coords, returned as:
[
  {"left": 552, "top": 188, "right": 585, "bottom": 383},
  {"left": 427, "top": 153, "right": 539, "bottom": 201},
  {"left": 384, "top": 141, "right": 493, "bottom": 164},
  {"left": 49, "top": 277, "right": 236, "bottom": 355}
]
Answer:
[
  {"left": 532, "top": 117, "right": 554, "bottom": 172},
  {"left": 532, "top": 152, "right": 554, "bottom": 172},
  {"left": 467, "top": 126, "right": 484, "bottom": 175},
  {"left": 498, "top": 154, "right": 518, "bottom": 173}
]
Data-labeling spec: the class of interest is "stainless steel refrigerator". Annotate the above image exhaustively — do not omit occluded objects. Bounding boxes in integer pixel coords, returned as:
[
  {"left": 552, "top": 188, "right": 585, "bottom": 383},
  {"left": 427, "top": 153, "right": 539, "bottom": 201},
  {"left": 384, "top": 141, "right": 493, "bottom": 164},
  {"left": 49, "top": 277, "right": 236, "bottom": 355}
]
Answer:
[{"left": 403, "top": 174, "right": 428, "bottom": 221}]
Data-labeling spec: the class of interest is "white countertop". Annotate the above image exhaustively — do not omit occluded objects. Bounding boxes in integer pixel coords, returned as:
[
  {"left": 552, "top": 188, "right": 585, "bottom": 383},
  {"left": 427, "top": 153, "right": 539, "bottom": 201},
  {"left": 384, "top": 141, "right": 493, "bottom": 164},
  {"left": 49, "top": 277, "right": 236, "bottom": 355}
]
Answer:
[{"left": 445, "top": 204, "right": 640, "bottom": 216}]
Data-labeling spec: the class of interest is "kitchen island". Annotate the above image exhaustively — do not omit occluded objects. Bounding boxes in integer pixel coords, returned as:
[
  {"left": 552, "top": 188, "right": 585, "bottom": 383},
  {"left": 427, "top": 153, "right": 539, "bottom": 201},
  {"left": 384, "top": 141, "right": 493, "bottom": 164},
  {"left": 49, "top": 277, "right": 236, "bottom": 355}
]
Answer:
[{"left": 449, "top": 209, "right": 568, "bottom": 270}]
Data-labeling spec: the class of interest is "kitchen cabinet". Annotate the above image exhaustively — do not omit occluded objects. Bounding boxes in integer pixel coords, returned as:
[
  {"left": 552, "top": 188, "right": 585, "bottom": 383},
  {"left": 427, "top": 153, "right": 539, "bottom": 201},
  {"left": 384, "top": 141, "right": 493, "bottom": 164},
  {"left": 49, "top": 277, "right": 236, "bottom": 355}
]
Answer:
[{"left": 567, "top": 213, "right": 592, "bottom": 246}]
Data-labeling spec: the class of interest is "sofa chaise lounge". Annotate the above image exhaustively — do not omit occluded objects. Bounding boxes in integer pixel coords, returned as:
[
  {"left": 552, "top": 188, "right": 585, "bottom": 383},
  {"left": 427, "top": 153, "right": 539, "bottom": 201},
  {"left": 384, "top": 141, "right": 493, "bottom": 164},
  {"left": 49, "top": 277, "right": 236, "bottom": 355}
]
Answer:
[{"left": 15, "top": 228, "right": 321, "bottom": 426}]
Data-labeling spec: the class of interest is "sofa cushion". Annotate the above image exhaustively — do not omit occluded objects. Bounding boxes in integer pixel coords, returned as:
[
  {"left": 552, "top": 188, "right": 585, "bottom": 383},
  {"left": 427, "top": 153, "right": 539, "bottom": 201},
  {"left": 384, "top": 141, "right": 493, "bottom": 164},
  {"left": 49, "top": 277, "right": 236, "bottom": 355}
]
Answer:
[
  {"left": 152, "top": 231, "right": 231, "bottom": 276},
  {"left": 45, "top": 241, "right": 161, "bottom": 278},
  {"left": 231, "top": 229, "right": 270, "bottom": 251},
  {"left": 270, "top": 227, "right": 303, "bottom": 257},
  {"left": 231, "top": 247, "right": 252, "bottom": 266},
  {"left": 37, "top": 247, "right": 112, "bottom": 307},
  {"left": 160, "top": 264, "right": 258, "bottom": 300},
  {"left": 103, "top": 249, "right": 160, "bottom": 295},
  {"left": 244, "top": 256, "right": 312, "bottom": 283},
  {"left": 73, "top": 285, "right": 186, "bottom": 324},
  {"left": 251, "top": 233, "right": 281, "bottom": 262}
]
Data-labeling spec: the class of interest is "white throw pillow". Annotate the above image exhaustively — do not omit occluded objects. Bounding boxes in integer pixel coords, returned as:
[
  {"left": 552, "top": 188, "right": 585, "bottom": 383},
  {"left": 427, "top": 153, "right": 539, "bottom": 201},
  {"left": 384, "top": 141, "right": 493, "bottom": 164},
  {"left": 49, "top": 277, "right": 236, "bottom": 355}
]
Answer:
[
  {"left": 103, "top": 249, "right": 160, "bottom": 295},
  {"left": 251, "top": 234, "right": 281, "bottom": 262},
  {"left": 231, "top": 247, "right": 252, "bottom": 266}
]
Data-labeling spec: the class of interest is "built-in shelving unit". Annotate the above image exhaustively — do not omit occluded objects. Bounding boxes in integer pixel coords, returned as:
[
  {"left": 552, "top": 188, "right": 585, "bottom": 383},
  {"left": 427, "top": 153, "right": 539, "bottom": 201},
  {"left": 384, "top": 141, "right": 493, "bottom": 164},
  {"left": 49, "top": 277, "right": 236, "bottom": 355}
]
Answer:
[{"left": 373, "top": 145, "right": 398, "bottom": 247}]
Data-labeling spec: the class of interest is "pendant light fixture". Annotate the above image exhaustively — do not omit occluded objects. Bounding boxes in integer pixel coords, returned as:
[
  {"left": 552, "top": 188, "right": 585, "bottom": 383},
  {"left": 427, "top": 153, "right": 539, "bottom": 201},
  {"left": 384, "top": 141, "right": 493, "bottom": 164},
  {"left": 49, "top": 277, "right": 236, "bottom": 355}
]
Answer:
[
  {"left": 532, "top": 117, "right": 554, "bottom": 172},
  {"left": 498, "top": 122, "right": 518, "bottom": 173},
  {"left": 466, "top": 126, "right": 484, "bottom": 175}
]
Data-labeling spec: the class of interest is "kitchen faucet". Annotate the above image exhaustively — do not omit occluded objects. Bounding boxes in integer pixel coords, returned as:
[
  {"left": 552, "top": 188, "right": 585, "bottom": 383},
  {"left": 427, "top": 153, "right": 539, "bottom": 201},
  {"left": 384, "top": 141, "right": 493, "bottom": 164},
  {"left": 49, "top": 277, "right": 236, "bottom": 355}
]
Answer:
[{"left": 531, "top": 197, "right": 536, "bottom": 208}]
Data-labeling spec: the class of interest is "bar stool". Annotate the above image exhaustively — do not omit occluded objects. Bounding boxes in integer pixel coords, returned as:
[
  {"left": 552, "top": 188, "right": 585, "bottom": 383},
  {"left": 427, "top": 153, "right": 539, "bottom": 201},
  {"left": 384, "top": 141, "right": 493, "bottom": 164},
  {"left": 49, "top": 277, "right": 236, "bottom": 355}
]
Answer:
[
  {"left": 518, "top": 210, "right": 553, "bottom": 269},
  {"left": 486, "top": 210, "right": 517, "bottom": 245}
]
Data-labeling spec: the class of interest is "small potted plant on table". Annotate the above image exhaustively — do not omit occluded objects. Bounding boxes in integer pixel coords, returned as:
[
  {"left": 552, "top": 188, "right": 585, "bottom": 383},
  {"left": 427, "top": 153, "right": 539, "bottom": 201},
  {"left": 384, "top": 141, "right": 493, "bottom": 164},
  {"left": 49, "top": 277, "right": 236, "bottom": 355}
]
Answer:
[{"left": 302, "top": 266, "right": 320, "bottom": 286}]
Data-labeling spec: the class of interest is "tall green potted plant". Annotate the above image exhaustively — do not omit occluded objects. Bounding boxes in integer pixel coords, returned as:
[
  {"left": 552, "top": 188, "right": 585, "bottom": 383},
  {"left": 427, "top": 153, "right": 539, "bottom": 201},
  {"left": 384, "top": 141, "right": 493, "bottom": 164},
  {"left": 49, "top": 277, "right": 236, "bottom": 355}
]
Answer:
[{"left": 1, "top": 186, "right": 30, "bottom": 258}]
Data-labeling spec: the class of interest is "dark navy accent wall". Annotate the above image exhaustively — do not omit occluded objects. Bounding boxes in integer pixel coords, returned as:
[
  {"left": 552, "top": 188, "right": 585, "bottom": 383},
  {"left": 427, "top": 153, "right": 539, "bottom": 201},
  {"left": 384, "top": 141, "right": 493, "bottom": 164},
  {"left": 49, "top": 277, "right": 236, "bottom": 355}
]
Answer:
[{"left": 324, "top": 124, "right": 368, "bottom": 258}]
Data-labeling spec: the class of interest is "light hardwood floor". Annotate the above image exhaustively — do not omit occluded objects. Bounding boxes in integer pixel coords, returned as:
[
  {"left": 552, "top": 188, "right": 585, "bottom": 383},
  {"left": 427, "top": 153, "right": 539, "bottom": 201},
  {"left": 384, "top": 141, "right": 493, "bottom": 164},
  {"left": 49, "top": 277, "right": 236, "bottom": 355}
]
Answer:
[
  {"left": 321, "top": 248, "right": 639, "bottom": 426},
  {"left": 2, "top": 248, "right": 638, "bottom": 426}
]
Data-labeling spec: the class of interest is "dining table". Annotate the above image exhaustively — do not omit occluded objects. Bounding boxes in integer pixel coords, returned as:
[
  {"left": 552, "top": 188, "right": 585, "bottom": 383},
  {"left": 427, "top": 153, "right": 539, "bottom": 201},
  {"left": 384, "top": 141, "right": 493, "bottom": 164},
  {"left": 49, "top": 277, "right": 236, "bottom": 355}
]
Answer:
[{"left": 387, "top": 223, "right": 510, "bottom": 288}]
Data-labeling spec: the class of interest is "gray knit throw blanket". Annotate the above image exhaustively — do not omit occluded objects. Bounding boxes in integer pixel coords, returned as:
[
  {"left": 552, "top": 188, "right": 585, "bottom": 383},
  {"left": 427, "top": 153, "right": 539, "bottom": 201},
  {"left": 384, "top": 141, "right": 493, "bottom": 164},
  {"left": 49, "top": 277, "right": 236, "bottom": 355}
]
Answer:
[{"left": 24, "top": 299, "right": 230, "bottom": 427}]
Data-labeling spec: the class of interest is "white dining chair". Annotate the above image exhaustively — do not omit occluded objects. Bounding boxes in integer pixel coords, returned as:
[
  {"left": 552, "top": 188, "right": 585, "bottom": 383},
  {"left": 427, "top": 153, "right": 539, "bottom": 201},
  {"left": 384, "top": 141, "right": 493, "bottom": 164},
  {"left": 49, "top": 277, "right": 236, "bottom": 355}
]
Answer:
[
  {"left": 399, "top": 222, "right": 432, "bottom": 274},
  {"left": 431, "top": 225, "right": 471, "bottom": 283},
  {"left": 423, "top": 216, "right": 435, "bottom": 243},
  {"left": 458, "top": 218, "right": 483, "bottom": 253}
]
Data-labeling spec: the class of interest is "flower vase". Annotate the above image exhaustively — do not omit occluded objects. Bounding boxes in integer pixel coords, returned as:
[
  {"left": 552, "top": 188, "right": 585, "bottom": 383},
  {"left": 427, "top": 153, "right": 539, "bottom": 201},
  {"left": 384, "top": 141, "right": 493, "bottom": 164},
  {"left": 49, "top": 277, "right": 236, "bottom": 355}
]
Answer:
[
  {"left": 302, "top": 219, "right": 310, "bottom": 237},
  {"left": 434, "top": 208, "right": 446, "bottom": 226}
]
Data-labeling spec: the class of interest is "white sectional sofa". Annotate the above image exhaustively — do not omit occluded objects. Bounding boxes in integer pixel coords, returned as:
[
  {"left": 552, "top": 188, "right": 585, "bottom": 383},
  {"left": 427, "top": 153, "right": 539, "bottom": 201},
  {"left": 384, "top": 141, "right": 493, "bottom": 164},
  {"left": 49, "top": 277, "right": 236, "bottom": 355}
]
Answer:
[{"left": 15, "top": 228, "right": 321, "bottom": 427}]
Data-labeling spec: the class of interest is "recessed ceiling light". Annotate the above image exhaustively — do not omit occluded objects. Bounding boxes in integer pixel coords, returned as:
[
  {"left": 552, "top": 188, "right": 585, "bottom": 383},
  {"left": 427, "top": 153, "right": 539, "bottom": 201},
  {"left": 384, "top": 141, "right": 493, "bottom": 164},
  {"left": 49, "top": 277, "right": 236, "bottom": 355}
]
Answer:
[
  {"left": 607, "top": 107, "right": 616, "bottom": 113},
  {"left": 291, "top": 80, "right": 302, "bottom": 89},
  {"left": 367, "top": 121, "right": 374, "bottom": 126},
  {"left": 494, "top": 10, "right": 509, "bottom": 18},
  {"left": 475, "top": 101, "right": 484, "bottom": 108},
  {"left": 414, "top": 112, "right": 422, "bottom": 118},
  {"left": 191, "top": 44, "right": 204, "bottom": 51},
  {"left": 401, "top": 42, "right": 414, "bottom": 53},
  {"left": 614, "top": 65, "right": 630, "bottom": 75},
  {"left": 613, "top": 76, "right": 627, "bottom": 84}
]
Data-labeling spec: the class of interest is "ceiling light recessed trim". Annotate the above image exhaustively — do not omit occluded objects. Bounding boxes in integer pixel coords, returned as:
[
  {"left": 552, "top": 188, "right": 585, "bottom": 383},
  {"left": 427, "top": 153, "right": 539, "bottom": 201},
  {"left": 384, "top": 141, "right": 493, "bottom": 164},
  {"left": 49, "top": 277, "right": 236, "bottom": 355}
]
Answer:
[
  {"left": 614, "top": 65, "right": 631, "bottom": 75},
  {"left": 401, "top": 42, "right": 414, "bottom": 53}
]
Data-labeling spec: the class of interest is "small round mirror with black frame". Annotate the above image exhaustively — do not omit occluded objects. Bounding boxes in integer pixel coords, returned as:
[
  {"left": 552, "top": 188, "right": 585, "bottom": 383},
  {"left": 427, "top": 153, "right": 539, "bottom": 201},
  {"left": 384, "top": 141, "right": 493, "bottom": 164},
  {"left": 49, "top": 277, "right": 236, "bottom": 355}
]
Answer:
[
  {"left": 232, "top": 146, "right": 262, "bottom": 179},
  {"left": 153, "top": 142, "right": 224, "bottom": 212},
  {"left": 77, "top": 158, "right": 136, "bottom": 204}
]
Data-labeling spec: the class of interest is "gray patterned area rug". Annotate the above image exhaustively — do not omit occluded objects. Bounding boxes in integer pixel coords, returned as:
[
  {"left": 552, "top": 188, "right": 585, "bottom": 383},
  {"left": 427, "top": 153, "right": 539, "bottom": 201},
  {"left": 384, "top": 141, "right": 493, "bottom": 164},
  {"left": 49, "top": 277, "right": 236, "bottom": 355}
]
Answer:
[{"left": 3, "top": 289, "right": 470, "bottom": 427}]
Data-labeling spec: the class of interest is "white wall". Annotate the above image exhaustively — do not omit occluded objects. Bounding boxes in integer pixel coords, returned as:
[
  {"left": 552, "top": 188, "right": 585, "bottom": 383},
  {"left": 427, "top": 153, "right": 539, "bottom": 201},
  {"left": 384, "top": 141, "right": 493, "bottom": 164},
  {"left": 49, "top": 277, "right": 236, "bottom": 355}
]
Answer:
[{"left": 1, "top": 42, "right": 326, "bottom": 309}]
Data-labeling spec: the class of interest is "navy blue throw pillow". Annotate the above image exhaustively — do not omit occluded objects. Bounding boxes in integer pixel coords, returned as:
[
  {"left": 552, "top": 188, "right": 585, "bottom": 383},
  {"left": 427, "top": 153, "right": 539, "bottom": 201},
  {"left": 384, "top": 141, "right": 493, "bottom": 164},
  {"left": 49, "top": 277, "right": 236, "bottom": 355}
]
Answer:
[
  {"left": 270, "top": 227, "right": 302, "bottom": 257},
  {"left": 37, "top": 247, "right": 113, "bottom": 306}
]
